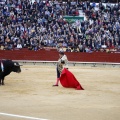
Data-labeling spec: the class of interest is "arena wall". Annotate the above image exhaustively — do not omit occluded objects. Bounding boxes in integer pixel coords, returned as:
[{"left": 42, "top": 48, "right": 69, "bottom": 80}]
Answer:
[{"left": 0, "top": 49, "right": 120, "bottom": 63}]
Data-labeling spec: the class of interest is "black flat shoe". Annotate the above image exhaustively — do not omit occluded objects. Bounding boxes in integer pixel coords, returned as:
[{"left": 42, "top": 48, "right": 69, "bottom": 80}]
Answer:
[{"left": 52, "top": 84, "right": 58, "bottom": 86}]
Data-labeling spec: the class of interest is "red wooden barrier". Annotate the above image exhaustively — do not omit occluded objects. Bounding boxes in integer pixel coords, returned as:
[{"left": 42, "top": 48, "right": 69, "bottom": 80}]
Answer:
[{"left": 0, "top": 49, "right": 120, "bottom": 63}]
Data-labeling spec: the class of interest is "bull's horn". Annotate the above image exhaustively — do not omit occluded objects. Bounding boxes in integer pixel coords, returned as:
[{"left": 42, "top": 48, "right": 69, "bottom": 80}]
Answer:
[{"left": 19, "top": 65, "right": 23, "bottom": 66}]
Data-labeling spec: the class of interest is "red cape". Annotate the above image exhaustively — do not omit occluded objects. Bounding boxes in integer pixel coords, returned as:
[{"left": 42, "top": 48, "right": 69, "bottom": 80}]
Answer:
[{"left": 60, "top": 68, "right": 84, "bottom": 90}]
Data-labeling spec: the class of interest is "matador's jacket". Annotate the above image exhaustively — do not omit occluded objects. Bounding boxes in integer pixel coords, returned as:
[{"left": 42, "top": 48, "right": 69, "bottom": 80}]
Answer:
[{"left": 57, "top": 54, "right": 68, "bottom": 73}]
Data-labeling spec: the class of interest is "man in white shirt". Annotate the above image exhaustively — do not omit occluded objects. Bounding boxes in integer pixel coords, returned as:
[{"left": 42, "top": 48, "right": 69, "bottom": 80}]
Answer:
[
  {"left": 53, "top": 51, "right": 68, "bottom": 86},
  {"left": 17, "top": 42, "right": 22, "bottom": 49}
]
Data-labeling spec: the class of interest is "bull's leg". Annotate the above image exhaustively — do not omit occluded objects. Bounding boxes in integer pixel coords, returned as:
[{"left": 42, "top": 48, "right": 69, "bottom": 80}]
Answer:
[
  {"left": 1, "top": 78, "right": 4, "bottom": 85},
  {"left": 0, "top": 77, "right": 5, "bottom": 85}
]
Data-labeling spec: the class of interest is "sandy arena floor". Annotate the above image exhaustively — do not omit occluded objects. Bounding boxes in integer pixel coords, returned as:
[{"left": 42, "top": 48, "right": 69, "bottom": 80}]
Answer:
[{"left": 0, "top": 65, "right": 120, "bottom": 120}]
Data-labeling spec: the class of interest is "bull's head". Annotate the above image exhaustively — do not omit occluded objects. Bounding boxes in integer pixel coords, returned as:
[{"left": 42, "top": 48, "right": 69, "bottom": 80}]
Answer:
[{"left": 13, "top": 62, "right": 22, "bottom": 73}]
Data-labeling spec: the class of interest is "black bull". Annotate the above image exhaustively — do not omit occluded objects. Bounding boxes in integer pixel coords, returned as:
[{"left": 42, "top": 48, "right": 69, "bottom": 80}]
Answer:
[{"left": 0, "top": 59, "right": 22, "bottom": 85}]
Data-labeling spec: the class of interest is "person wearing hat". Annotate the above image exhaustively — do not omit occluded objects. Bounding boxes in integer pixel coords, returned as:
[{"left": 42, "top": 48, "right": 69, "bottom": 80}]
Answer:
[{"left": 53, "top": 51, "right": 68, "bottom": 86}]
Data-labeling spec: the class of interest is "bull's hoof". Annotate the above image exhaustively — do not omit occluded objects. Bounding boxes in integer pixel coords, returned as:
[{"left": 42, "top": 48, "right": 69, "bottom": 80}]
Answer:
[{"left": 0, "top": 84, "right": 4, "bottom": 86}]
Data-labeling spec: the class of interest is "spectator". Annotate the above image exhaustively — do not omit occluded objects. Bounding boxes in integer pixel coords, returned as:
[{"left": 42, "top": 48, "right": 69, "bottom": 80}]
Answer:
[
  {"left": 16, "top": 42, "right": 22, "bottom": 49},
  {"left": 0, "top": 0, "right": 119, "bottom": 53}
]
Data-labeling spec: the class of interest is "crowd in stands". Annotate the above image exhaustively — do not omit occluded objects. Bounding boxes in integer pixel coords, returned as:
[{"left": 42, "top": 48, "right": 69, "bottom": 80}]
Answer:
[{"left": 0, "top": 0, "right": 120, "bottom": 53}]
